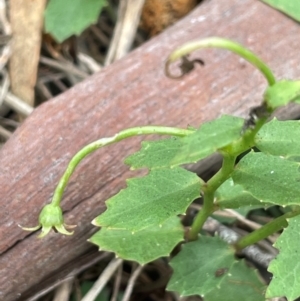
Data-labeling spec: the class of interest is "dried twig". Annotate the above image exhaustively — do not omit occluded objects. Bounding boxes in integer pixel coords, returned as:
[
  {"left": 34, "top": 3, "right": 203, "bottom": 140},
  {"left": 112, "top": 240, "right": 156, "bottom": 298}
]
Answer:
[{"left": 203, "top": 217, "right": 276, "bottom": 268}]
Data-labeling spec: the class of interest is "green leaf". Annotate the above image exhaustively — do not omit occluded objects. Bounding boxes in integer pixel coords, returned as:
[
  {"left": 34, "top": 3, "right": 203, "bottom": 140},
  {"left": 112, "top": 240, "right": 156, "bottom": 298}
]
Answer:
[
  {"left": 215, "top": 178, "right": 266, "bottom": 209},
  {"left": 167, "top": 236, "right": 266, "bottom": 300},
  {"left": 264, "top": 80, "right": 300, "bottom": 110},
  {"left": 260, "top": 0, "right": 300, "bottom": 22},
  {"left": 171, "top": 115, "right": 244, "bottom": 166},
  {"left": 232, "top": 152, "right": 300, "bottom": 206},
  {"left": 125, "top": 136, "right": 187, "bottom": 170},
  {"left": 125, "top": 115, "right": 244, "bottom": 169},
  {"left": 45, "top": 0, "right": 107, "bottom": 42},
  {"left": 93, "top": 167, "right": 201, "bottom": 231},
  {"left": 89, "top": 217, "right": 184, "bottom": 265},
  {"left": 255, "top": 118, "right": 300, "bottom": 160},
  {"left": 266, "top": 215, "right": 300, "bottom": 301}
]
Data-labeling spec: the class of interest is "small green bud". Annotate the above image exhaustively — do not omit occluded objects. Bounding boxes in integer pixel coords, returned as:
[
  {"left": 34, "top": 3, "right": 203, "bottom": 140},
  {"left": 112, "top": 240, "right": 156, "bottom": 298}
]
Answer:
[{"left": 21, "top": 203, "right": 76, "bottom": 238}]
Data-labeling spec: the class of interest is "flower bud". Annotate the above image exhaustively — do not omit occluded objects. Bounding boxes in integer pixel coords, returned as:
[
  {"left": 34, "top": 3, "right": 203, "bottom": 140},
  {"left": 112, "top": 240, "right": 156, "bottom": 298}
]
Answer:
[{"left": 21, "top": 203, "right": 76, "bottom": 238}]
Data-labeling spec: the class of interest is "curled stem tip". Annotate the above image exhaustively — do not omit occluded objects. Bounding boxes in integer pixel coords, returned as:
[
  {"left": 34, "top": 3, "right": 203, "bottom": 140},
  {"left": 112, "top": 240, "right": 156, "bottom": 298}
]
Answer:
[{"left": 165, "top": 37, "right": 276, "bottom": 86}]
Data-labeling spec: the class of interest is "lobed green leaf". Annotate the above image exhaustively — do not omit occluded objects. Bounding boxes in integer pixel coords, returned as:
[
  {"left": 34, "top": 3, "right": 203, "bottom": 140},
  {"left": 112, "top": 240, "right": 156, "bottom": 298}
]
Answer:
[
  {"left": 167, "top": 236, "right": 265, "bottom": 300},
  {"left": 89, "top": 217, "right": 184, "bottom": 265},
  {"left": 171, "top": 115, "right": 244, "bottom": 166},
  {"left": 125, "top": 136, "right": 187, "bottom": 170},
  {"left": 45, "top": 0, "right": 107, "bottom": 42},
  {"left": 260, "top": 0, "right": 300, "bottom": 23},
  {"left": 93, "top": 167, "right": 201, "bottom": 231},
  {"left": 266, "top": 215, "right": 300, "bottom": 301},
  {"left": 264, "top": 80, "right": 300, "bottom": 110},
  {"left": 215, "top": 178, "right": 267, "bottom": 209},
  {"left": 126, "top": 115, "right": 243, "bottom": 169},
  {"left": 232, "top": 152, "right": 300, "bottom": 206},
  {"left": 255, "top": 118, "right": 300, "bottom": 160}
]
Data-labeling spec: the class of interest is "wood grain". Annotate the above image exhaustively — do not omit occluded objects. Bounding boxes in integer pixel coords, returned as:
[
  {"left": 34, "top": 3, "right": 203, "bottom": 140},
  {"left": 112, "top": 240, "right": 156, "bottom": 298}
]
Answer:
[{"left": 1, "top": 0, "right": 300, "bottom": 300}]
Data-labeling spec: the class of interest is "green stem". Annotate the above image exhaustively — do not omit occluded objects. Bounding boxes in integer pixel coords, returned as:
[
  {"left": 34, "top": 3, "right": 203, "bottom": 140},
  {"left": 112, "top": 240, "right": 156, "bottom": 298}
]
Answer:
[
  {"left": 166, "top": 37, "right": 276, "bottom": 86},
  {"left": 51, "top": 126, "right": 193, "bottom": 207},
  {"left": 188, "top": 153, "right": 237, "bottom": 241},
  {"left": 188, "top": 115, "right": 269, "bottom": 241},
  {"left": 235, "top": 209, "right": 300, "bottom": 250},
  {"left": 223, "top": 116, "right": 269, "bottom": 157}
]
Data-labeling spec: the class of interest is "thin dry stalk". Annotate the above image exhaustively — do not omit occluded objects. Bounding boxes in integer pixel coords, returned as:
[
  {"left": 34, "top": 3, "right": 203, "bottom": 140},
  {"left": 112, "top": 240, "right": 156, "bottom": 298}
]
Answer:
[
  {"left": 110, "top": 263, "right": 123, "bottom": 301},
  {"left": 3, "top": 91, "right": 33, "bottom": 116},
  {"left": 27, "top": 252, "right": 110, "bottom": 301},
  {"left": 81, "top": 257, "right": 123, "bottom": 301},
  {"left": 53, "top": 278, "right": 74, "bottom": 301},
  {"left": 224, "top": 208, "right": 262, "bottom": 230},
  {"left": 78, "top": 52, "right": 102, "bottom": 74},
  {"left": 0, "top": 124, "right": 11, "bottom": 139},
  {"left": 121, "top": 264, "right": 144, "bottom": 301},
  {"left": 105, "top": 0, "right": 145, "bottom": 65},
  {"left": 40, "top": 56, "right": 89, "bottom": 79}
]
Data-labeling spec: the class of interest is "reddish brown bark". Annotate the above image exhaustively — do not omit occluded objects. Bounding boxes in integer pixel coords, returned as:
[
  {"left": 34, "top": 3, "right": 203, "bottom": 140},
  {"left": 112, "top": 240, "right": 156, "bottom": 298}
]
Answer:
[{"left": 1, "top": 0, "right": 300, "bottom": 300}]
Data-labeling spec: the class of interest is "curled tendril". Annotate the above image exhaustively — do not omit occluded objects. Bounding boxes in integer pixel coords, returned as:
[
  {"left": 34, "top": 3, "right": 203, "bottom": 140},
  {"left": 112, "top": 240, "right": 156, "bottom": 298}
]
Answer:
[
  {"left": 165, "top": 55, "right": 205, "bottom": 79},
  {"left": 165, "top": 37, "right": 276, "bottom": 86}
]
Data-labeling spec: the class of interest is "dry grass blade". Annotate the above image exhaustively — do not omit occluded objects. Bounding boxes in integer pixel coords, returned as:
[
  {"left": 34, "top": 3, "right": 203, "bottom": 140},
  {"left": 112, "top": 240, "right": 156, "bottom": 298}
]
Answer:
[
  {"left": 0, "top": 124, "right": 11, "bottom": 139},
  {"left": 105, "top": 0, "right": 145, "bottom": 65},
  {"left": 26, "top": 252, "right": 111, "bottom": 301},
  {"left": 224, "top": 208, "right": 262, "bottom": 230},
  {"left": 78, "top": 52, "right": 102, "bottom": 74},
  {"left": 53, "top": 279, "right": 74, "bottom": 301},
  {"left": 0, "top": 69, "right": 9, "bottom": 116},
  {"left": 0, "top": 38, "right": 10, "bottom": 70},
  {"left": 3, "top": 91, "right": 33, "bottom": 116},
  {"left": 40, "top": 56, "right": 89, "bottom": 79},
  {"left": 110, "top": 264, "right": 123, "bottom": 301},
  {"left": 121, "top": 264, "right": 144, "bottom": 301},
  {"left": 0, "top": 0, "right": 11, "bottom": 117},
  {"left": 81, "top": 258, "right": 123, "bottom": 301},
  {"left": 0, "top": 0, "right": 11, "bottom": 35}
]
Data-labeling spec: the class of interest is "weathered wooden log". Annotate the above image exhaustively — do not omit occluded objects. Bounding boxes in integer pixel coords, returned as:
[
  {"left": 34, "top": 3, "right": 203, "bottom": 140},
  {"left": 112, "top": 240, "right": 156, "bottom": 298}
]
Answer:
[{"left": 1, "top": 0, "right": 300, "bottom": 300}]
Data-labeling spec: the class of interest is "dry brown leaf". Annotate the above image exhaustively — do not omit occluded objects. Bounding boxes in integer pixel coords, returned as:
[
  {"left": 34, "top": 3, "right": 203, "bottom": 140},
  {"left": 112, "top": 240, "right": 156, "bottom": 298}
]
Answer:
[
  {"left": 141, "top": 0, "right": 198, "bottom": 36},
  {"left": 9, "top": 0, "right": 47, "bottom": 113}
]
